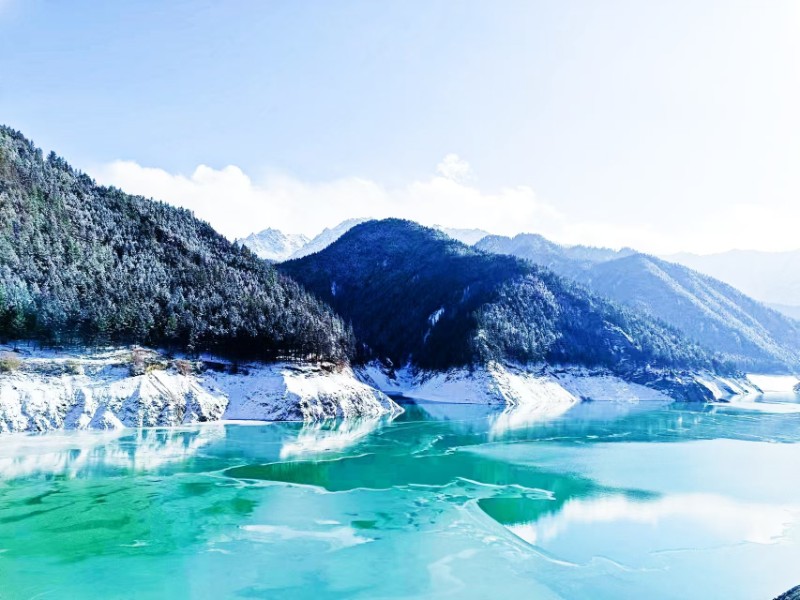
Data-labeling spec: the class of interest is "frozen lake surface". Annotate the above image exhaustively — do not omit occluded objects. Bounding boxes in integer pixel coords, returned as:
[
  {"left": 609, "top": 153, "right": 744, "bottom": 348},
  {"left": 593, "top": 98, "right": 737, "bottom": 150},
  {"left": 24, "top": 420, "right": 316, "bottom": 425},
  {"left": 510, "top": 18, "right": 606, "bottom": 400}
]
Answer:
[{"left": 1, "top": 393, "right": 799, "bottom": 599}]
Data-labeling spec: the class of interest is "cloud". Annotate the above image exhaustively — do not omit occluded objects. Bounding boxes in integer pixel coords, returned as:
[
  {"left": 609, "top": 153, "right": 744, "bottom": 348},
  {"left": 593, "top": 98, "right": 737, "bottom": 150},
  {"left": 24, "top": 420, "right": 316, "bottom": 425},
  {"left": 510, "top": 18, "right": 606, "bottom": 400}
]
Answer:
[
  {"left": 89, "top": 156, "right": 566, "bottom": 242},
  {"left": 88, "top": 156, "right": 796, "bottom": 254},
  {"left": 436, "top": 153, "right": 472, "bottom": 183}
]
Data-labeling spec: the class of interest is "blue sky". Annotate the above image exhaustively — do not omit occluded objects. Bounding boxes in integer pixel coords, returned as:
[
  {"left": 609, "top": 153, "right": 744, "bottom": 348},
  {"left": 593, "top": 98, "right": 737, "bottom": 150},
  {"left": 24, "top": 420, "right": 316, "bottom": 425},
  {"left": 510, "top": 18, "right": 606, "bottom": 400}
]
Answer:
[{"left": 1, "top": 1, "right": 799, "bottom": 252}]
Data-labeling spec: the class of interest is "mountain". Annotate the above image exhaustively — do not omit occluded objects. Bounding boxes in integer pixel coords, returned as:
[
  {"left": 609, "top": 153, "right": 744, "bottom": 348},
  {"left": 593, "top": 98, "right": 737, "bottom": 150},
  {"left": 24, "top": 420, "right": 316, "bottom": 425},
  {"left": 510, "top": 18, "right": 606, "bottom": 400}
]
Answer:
[
  {"left": 666, "top": 249, "right": 800, "bottom": 319},
  {"left": 236, "top": 228, "right": 308, "bottom": 262},
  {"left": 478, "top": 233, "right": 636, "bottom": 274},
  {"left": 0, "top": 126, "right": 352, "bottom": 362},
  {"left": 435, "top": 226, "right": 492, "bottom": 245},
  {"left": 280, "top": 219, "right": 721, "bottom": 374},
  {"left": 287, "top": 218, "right": 368, "bottom": 260},
  {"left": 270, "top": 220, "right": 492, "bottom": 263},
  {"left": 477, "top": 235, "right": 800, "bottom": 372},
  {"left": 768, "top": 303, "right": 800, "bottom": 321}
]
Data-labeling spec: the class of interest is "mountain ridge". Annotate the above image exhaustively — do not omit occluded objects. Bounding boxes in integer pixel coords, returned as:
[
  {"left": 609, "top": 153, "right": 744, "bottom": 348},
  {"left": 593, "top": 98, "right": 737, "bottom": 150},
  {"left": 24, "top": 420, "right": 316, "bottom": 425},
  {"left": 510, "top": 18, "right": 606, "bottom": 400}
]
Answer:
[
  {"left": 281, "top": 219, "right": 726, "bottom": 375},
  {"left": 667, "top": 248, "right": 800, "bottom": 317},
  {"left": 477, "top": 234, "right": 800, "bottom": 372}
]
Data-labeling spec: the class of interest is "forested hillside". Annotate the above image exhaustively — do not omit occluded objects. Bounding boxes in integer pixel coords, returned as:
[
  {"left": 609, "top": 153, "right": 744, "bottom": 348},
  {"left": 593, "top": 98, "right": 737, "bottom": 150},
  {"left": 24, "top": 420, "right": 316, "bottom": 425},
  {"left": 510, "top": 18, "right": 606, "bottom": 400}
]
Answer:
[
  {"left": 0, "top": 126, "right": 353, "bottom": 362},
  {"left": 477, "top": 234, "right": 800, "bottom": 372},
  {"left": 281, "top": 220, "right": 725, "bottom": 373}
]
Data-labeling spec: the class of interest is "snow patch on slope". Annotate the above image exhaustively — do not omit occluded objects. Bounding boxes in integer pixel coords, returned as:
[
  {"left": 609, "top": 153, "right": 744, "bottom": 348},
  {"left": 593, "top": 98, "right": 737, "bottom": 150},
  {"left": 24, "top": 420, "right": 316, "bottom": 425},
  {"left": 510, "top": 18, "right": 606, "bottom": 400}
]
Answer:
[
  {"left": 0, "top": 368, "right": 226, "bottom": 433},
  {"left": 0, "top": 349, "right": 401, "bottom": 433},
  {"left": 361, "top": 362, "right": 671, "bottom": 407},
  {"left": 214, "top": 364, "right": 401, "bottom": 422},
  {"left": 428, "top": 307, "right": 445, "bottom": 326},
  {"left": 695, "top": 374, "right": 761, "bottom": 398},
  {"left": 359, "top": 361, "right": 755, "bottom": 410}
]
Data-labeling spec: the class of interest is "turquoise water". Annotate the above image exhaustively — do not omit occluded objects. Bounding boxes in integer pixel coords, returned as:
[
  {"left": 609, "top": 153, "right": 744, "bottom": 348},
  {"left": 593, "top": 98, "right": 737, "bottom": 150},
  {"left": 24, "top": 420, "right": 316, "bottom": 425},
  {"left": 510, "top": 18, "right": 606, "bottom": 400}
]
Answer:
[{"left": 1, "top": 396, "right": 800, "bottom": 599}]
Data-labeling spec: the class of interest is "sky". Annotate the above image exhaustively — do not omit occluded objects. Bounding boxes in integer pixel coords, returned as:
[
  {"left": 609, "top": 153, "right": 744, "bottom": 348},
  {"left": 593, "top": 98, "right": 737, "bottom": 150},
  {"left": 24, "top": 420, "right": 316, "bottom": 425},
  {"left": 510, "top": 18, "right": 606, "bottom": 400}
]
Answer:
[{"left": 1, "top": 0, "right": 799, "bottom": 253}]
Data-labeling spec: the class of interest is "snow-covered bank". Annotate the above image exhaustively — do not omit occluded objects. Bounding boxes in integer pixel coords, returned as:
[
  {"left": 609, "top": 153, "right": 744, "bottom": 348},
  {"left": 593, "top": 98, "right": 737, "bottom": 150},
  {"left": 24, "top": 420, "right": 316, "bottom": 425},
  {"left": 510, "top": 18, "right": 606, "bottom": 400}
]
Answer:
[
  {"left": 358, "top": 361, "right": 761, "bottom": 409},
  {"left": 746, "top": 374, "right": 800, "bottom": 393},
  {"left": 213, "top": 363, "right": 401, "bottom": 422},
  {"left": 0, "top": 348, "right": 401, "bottom": 433}
]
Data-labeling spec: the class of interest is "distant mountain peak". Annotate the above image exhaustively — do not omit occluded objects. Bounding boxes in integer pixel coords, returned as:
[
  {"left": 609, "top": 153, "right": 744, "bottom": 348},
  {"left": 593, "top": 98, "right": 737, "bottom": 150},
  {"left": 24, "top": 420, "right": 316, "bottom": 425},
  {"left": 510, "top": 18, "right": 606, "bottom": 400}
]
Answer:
[
  {"left": 236, "top": 228, "right": 309, "bottom": 262},
  {"left": 287, "top": 218, "right": 370, "bottom": 260}
]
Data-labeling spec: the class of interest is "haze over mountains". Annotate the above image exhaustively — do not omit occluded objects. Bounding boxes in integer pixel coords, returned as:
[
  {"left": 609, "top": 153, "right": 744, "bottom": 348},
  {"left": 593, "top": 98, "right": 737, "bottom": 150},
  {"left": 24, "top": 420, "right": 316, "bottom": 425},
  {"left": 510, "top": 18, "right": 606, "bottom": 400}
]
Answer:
[
  {"left": 667, "top": 249, "right": 800, "bottom": 319},
  {"left": 478, "top": 234, "right": 800, "bottom": 372}
]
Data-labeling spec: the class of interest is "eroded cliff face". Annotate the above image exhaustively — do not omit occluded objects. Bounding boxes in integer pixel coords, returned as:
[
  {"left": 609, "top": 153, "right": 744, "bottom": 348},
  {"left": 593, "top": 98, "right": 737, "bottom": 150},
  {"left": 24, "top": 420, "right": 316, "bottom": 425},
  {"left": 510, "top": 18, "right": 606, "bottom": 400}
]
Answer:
[{"left": 0, "top": 347, "right": 401, "bottom": 433}]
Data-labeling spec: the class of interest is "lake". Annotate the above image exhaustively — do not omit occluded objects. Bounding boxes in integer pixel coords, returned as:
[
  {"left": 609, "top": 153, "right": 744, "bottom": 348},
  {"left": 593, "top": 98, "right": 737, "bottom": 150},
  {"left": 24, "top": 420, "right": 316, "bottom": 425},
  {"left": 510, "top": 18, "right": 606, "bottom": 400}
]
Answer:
[{"left": 1, "top": 393, "right": 799, "bottom": 599}]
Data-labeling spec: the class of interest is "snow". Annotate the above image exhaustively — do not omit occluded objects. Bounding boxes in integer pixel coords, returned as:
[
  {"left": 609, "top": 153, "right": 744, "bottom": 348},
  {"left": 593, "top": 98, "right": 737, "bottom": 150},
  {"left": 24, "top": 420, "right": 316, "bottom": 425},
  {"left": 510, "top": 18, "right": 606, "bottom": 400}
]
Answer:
[
  {"left": 553, "top": 369, "right": 671, "bottom": 402},
  {"left": 236, "top": 228, "right": 309, "bottom": 262},
  {"left": 428, "top": 307, "right": 445, "bottom": 326},
  {"left": 357, "top": 363, "right": 415, "bottom": 396},
  {"left": 213, "top": 363, "right": 401, "bottom": 422},
  {"left": 0, "top": 345, "right": 769, "bottom": 436},
  {"left": 360, "top": 362, "right": 671, "bottom": 407},
  {"left": 746, "top": 374, "right": 800, "bottom": 393},
  {"left": 287, "top": 218, "right": 368, "bottom": 260},
  {"left": 359, "top": 361, "right": 757, "bottom": 411},
  {"left": 0, "top": 367, "right": 227, "bottom": 433},
  {"left": 696, "top": 374, "right": 761, "bottom": 398},
  {"left": 0, "top": 349, "right": 401, "bottom": 433}
]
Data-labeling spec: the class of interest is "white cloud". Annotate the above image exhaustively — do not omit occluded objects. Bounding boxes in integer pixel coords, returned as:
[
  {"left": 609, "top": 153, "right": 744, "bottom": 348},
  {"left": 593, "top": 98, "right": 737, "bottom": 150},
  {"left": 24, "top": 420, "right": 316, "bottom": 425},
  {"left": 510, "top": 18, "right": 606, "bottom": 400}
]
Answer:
[
  {"left": 436, "top": 153, "right": 472, "bottom": 183},
  {"left": 89, "top": 157, "right": 565, "bottom": 242},
  {"left": 88, "top": 157, "right": 799, "bottom": 254}
]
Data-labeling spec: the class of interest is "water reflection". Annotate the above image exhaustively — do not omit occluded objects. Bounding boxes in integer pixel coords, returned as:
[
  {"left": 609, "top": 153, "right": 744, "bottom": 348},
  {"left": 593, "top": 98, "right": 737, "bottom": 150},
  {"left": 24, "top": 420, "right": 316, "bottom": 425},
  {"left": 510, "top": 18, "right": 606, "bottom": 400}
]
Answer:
[
  {"left": 0, "top": 426, "right": 225, "bottom": 479},
  {"left": 489, "top": 395, "right": 673, "bottom": 437},
  {"left": 279, "top": 416, "right": 394, "bottom": 460},
  {"left": 2, "top": 392, "right": 800, "bottom": 600},
  {"left": 481, "top": 492, "right": 798, "bottom": 566}
]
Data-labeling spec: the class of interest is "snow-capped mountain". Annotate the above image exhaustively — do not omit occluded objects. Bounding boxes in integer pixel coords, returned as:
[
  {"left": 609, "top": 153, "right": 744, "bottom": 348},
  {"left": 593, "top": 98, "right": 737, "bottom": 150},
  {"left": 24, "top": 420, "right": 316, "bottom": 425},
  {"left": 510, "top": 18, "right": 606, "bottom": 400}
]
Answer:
[
  {"left": 287, "top": 218, "right": 369, "bottom": 260},
  {"left": 236, "top": 228, "right": 309, "bottom": 262},
  {"left": 665, "top": 249, "right": 800, "bottom": 319},
  {"left": 240, "top": 221, "right": 492, "bottom": 263}
]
